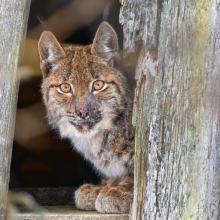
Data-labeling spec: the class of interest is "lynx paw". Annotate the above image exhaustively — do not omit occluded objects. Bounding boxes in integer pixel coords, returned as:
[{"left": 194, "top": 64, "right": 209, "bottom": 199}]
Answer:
[
  {"left": 75, "top": 184, "right": 102, "bottom": 211},
  {"left": 95, "top": 186, "right": 132, "bottom": 213}
]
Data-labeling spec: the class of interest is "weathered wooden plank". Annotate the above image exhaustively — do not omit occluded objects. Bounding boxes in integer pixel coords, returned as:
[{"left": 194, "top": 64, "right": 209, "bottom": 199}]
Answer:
[
  {"left": 15, "top": 206, "right": 129, "bottom": 220},
  {"left": 0, "top": 0, "right": 31, "bottom": 218},
  {"left": 206, "top": 4, "right": 220, "bottom": 218},
  {"left": 120, "top": 0, "right": 220, "bottom": 219}
]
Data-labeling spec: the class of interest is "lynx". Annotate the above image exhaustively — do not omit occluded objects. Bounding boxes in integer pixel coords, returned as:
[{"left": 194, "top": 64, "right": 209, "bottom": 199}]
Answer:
[{"left": 38, "top": 22, "right": 135, "bottom": 213}]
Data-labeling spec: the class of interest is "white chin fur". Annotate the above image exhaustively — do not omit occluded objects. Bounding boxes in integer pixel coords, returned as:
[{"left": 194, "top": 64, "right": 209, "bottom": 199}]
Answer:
[{"left": 58, "top": 117, "right": 113, "bottom": 139}]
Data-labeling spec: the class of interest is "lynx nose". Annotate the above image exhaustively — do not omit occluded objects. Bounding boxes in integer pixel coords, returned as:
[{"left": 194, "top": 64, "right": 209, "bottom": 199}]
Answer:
[{"left": 78, "top": 107, "right": 89, "bottom": 119}]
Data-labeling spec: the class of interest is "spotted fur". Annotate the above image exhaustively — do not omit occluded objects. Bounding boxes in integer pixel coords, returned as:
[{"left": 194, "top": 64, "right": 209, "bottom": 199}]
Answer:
[{"left": 38, "top": 22, "right": 134, "bottom": 213}]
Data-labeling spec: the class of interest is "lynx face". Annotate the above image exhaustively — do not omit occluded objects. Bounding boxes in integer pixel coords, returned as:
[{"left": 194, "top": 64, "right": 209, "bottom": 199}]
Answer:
[{"left": 39, "top": 22, "right": 129, "bottom": 136}]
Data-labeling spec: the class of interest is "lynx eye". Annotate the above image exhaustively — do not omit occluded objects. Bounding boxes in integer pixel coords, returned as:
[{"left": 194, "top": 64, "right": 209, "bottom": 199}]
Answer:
[
  {"left": 59, "top": 83, "right": 71, "bottom": 93},
  {"left": 93, "top": 81, "right": 104, "bottom": 91}
]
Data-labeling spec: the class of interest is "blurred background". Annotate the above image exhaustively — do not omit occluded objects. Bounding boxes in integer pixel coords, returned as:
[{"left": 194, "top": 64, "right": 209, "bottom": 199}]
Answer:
[{"left": 10, "top": 0, "right": 135, "bottom": 190}]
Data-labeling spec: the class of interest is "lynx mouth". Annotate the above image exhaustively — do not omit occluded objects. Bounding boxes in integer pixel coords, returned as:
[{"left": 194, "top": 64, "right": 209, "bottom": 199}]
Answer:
[{"left": 69, "top": 121, "right": 94, "bottom": 133}]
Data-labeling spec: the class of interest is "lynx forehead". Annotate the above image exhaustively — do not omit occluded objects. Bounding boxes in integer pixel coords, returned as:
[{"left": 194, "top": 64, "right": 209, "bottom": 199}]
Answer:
[{"left": 38, "top": 22, "right": 135, "bottom": 214}]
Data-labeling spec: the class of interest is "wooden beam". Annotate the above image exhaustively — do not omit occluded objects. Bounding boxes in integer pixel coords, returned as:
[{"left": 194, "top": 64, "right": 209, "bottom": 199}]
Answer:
[
  {"left": 16, "top": 206, "right": 129, "bottom": 220},
  {"left": 0, "top": 0, "right": 31, "bottom": 218}
]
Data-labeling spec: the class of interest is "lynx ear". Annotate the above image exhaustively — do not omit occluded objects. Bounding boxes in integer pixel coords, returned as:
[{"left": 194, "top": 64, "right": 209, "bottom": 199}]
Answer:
[
  {"left": 91, "top": 22, "right": 119, "bottom": 66},
  {"left": 38, "top": 31, "right": 66, "bottom": 79}
]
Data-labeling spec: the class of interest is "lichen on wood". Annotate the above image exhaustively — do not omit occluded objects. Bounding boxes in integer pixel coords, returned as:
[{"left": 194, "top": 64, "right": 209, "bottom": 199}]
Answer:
[{"left": 120, "top": 0, "right": 220, "bottom": 219}]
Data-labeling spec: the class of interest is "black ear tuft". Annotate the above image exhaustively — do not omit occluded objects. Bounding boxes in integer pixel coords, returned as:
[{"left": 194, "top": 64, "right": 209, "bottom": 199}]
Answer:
[
  {"left": 91, "top": 22, "right": 119, "bottom": 66},
  {"left": 38, "top": 31, "right": 66, "bottom": 79}
]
